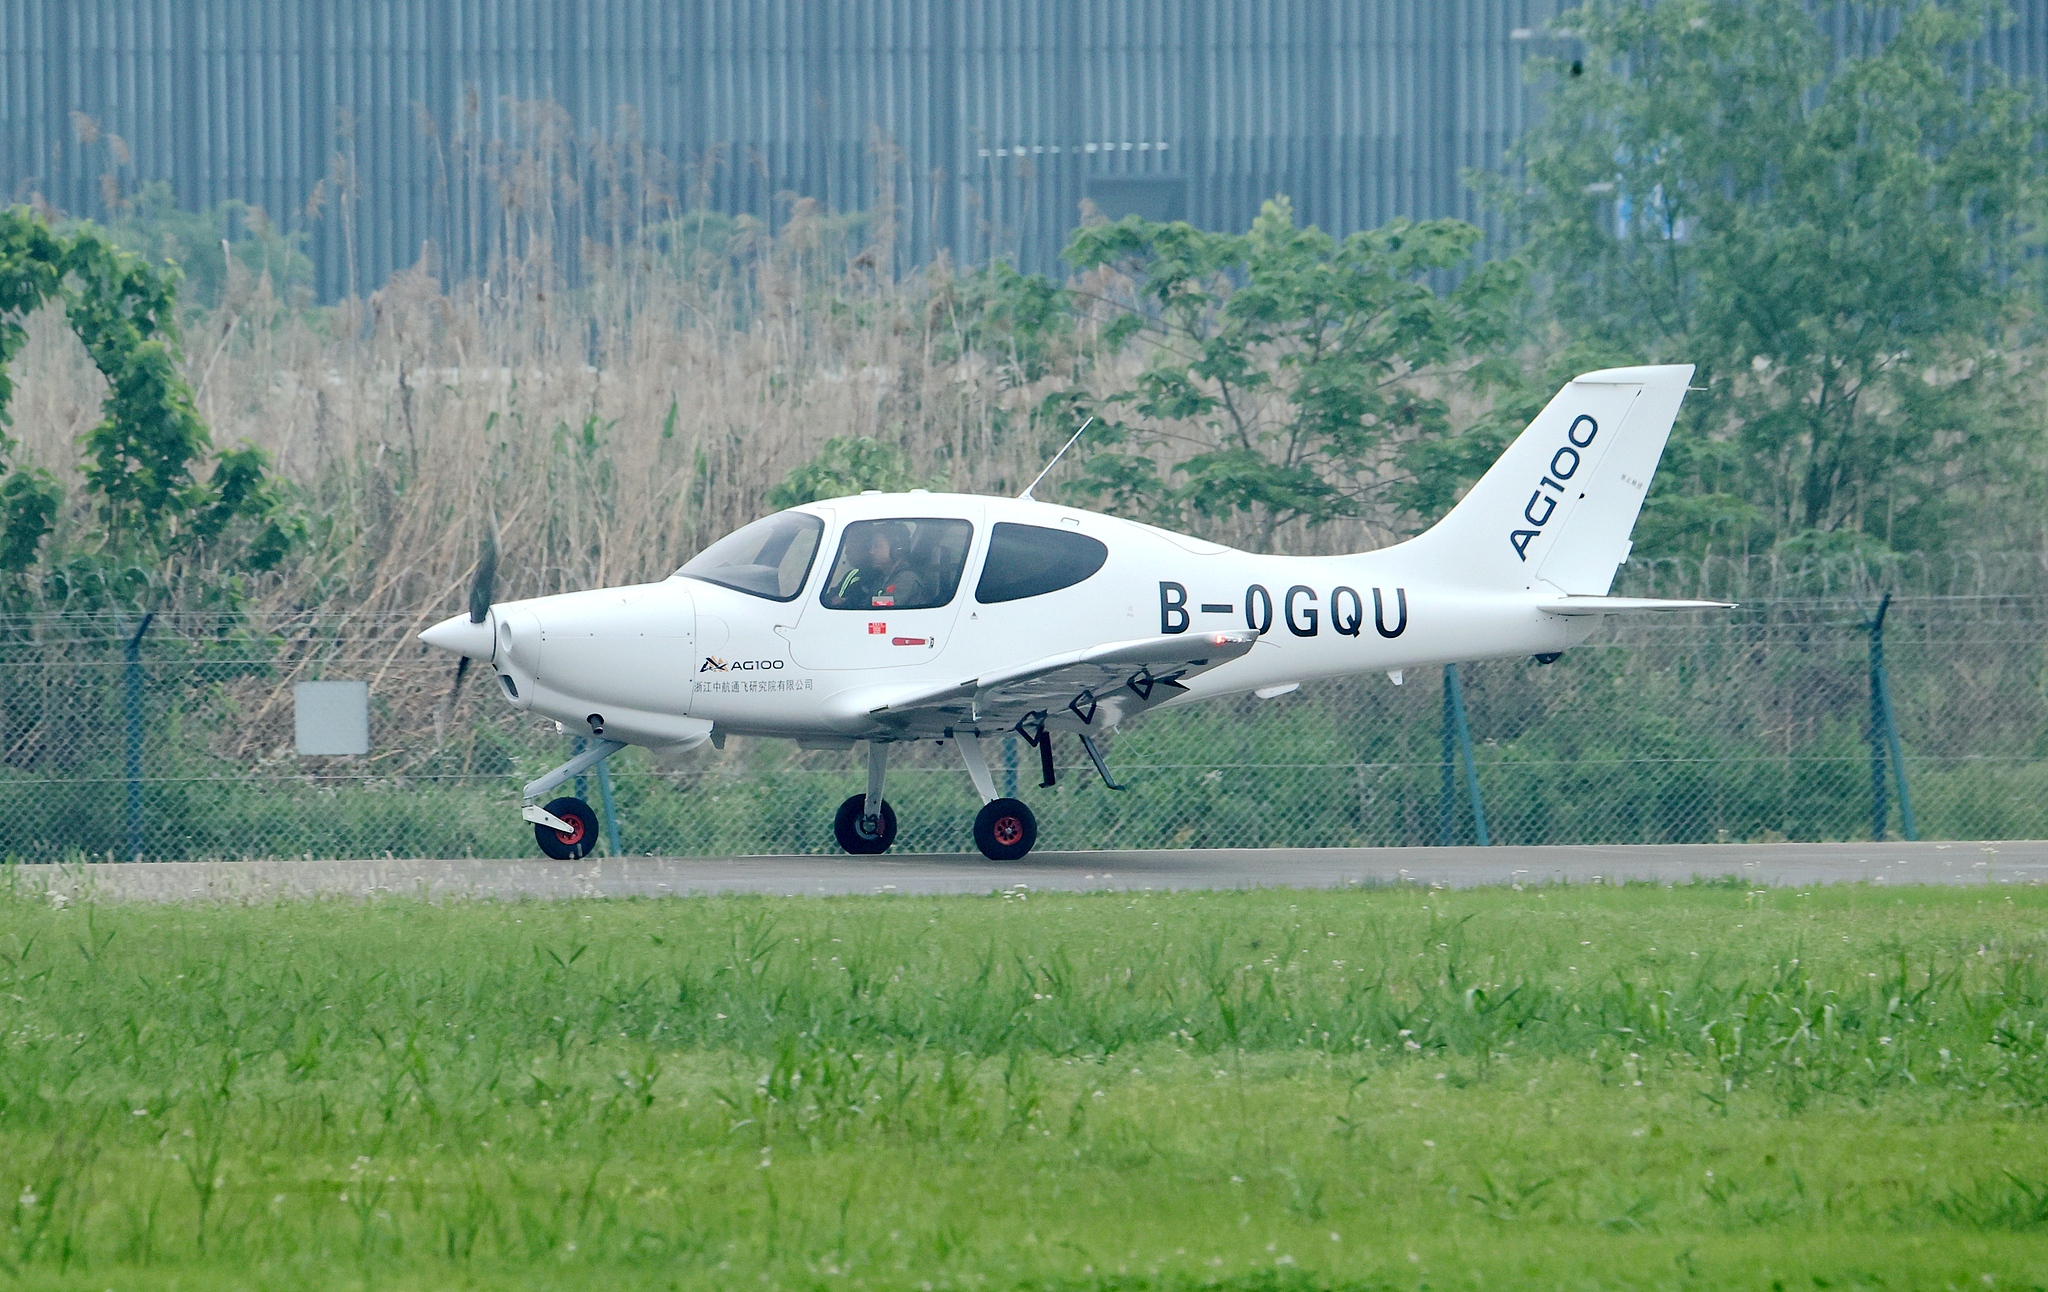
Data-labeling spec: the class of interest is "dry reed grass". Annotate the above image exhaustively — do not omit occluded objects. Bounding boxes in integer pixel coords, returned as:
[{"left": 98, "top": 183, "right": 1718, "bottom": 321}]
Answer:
[{"left": 10, "top": 204, "right": 1429, "bottom": 644}]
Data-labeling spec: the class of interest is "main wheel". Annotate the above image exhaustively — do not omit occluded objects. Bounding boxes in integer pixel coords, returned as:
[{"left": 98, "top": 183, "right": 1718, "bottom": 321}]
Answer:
[
  {"left": 535, "top": 796, "right": 599, "bottom": 860},
  {"left": 972, "top": 797, "right": 1037, "bottom": 861},
  {"left": 833, "top": 794, "right": 898, "bottom": 855}
]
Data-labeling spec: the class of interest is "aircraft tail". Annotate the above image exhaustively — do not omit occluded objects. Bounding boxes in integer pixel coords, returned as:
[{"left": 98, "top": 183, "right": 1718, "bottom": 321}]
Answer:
[{"left": 1400, "top": 364, "right": 1695, "bottom": 594}]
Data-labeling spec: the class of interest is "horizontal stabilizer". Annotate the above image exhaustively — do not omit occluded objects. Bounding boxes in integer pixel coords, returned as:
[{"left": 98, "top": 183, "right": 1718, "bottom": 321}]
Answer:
[{"left": 1537, "top": 596, "right": 1734, "bottom": 617}]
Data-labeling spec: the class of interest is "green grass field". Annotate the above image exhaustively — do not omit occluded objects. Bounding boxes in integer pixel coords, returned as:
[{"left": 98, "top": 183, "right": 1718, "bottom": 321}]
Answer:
[{"left": 1, "top": 876, "right": 2045, "bottom": 1290}]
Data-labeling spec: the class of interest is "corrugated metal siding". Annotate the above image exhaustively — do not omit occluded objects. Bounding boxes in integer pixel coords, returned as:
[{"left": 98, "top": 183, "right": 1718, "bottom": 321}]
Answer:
[{"left": 3, "top": 0, "right": 2039, "bottom": 300}]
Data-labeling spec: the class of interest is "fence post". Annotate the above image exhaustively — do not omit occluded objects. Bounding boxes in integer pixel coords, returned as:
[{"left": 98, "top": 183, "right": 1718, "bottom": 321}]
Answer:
[
  {"left": 568, "top": 733, "right": 624, "bottom": 854},
  {"left": 1002, "top": 734, "right": 1018, "bottom": 799},
  {"left": 1439, "top": 667, "right": 1457, "bottom": 845},
  {"left": 595, "top": 758, "right": 623, "bottom": 856},
  {"left": 123, "top": 613, "right": 154, "bottom": 862},
  {"left": 1446, "top": 663, "right": 1490, "bottom": 846},
  {"left": 1867, "top": 598, "right": 1888, "bottom": 841},
  {"left": 1867, "top": 593, "right": 1918, "bottom": 842}
]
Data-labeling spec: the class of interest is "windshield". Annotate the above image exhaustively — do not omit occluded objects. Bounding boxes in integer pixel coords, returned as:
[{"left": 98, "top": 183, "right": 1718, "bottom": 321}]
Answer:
[{"left": 676, "top": 511, "right": 824, "bottom": 601}]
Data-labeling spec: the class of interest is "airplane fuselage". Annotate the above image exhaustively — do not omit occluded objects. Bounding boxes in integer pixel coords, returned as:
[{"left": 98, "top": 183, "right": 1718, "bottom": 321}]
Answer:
[{"left": 480, "top": 490, "right": 1598, "bottom": 750}]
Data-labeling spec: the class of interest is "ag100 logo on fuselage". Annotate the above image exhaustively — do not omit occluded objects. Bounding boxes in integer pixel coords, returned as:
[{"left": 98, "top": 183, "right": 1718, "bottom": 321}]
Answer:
[
  {"left": 1510, "top": 413, "right": 1598, "bottom": 560},
  {"left": 699, "top": 656, "right": 787, "bottom": 673},
  {"left": 1159, "top": 582, "right": 1406, "bottom": 639}
]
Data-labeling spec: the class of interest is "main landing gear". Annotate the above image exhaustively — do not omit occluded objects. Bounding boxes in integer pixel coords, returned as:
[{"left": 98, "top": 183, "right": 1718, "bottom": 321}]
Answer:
[
  {"left": 833, "top": 741, "right": 899, "bottom": 853},
  {"left": 953, "top": 731, "right": 1037, "bottom": 862},
  {"left": 972, "top": 798, "right": 1036, "bottom": 861},
  {"left": 835, "top": 733, "right": 1069, "bottom": 862}
]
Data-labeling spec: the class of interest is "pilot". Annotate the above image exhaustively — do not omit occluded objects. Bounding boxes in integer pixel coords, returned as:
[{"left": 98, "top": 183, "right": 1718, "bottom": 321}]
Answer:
[{"left": 835, "top": 522, "right": 929, "bottom": 608}]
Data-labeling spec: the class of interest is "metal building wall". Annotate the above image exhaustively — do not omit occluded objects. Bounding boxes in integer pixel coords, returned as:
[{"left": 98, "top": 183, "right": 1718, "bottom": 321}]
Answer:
[{"left": 4, "top": 0, "right": 2042, "bottom": 301}]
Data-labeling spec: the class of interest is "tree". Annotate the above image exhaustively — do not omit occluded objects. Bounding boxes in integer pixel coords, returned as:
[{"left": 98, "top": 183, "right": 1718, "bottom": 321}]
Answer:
[
  {"left": 1499, "top": 0, "right": 2044, "bottom": 555},
  {"left": 96, "top": 181, "right": 314, "bottom": 309},
  {"left": 1059, "top": 197, "right": 1525, "bottom": 551},
  {"left": 0, "top": 205, "right": 299, "bottom": 603},
  {"left": 933, "top": 260, "right": 1076, "bottom": 386},
  {"left": 767, "top": 436, "right": 925, "bottom": 508}
]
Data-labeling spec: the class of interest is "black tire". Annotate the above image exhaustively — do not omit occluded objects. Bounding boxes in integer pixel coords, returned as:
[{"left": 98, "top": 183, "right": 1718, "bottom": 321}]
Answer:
[
  {"left": 972, "top": 797, "right": 1037, "bottom": 861},
  {"left": 535, "top": 796, "right": 600, "bottom": 860},
  {"left": 833, "top": 794, "right": 897, "bottom": 855}
]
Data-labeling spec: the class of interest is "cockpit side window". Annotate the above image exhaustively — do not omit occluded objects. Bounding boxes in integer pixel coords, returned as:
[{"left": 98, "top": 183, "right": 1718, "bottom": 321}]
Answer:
[
  {"left": 974, "top": 522, "right": 1109, "bottom": 603},
  {"left": 676, "top": 511, "right": 823, "bottom": 601},
  {"left": 819, "top": 518, "right": 974, "bottom": 610}
]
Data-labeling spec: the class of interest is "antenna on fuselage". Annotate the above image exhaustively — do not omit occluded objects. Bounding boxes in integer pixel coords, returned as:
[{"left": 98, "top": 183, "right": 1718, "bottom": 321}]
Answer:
[{"left": 1019, "top": 416, "right": 1095, "bottom": 501}]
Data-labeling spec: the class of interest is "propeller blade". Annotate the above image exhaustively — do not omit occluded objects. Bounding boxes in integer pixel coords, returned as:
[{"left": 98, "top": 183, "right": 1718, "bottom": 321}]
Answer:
[
  {"left": 437, "top": 653, "right": 473, "bottom": 746},
  {"left": 468, "top": 517, "right": 499, "bottom": 624}
]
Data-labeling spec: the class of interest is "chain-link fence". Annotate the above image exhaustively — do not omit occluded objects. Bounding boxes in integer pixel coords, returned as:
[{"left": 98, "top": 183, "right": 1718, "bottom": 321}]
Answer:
[{"left": 8, "top": 577, "right": 2046, "bottom": 861}]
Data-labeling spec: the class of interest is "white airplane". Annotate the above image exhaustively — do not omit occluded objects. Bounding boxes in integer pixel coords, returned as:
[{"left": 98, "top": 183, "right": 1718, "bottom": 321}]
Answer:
[{"left": 422, "top": 364, "right": 1724, "bottom": 861}]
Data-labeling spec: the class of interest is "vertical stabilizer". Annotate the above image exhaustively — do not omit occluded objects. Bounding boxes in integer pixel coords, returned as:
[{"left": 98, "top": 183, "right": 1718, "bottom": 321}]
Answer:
[{"left": 1399, "top": 364, "right": 1694, "bottom": 593}]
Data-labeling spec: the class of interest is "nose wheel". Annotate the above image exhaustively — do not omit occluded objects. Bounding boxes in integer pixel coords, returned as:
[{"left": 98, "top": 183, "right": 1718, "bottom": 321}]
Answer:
[
  {"left": 833, "top": 794, "right": 898, "bottom": 854},
  {"left": 972, "top": 798, "right": 1037, "bottom": 861},
  {"left": 534, "top": 796, "right": 599, "bottom": 860}
]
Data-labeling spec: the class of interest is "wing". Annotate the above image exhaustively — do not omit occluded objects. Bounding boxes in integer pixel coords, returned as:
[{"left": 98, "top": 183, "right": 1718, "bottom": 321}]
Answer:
[{"left": 866, "top": 629, "right": 1259, "bottom": 738}]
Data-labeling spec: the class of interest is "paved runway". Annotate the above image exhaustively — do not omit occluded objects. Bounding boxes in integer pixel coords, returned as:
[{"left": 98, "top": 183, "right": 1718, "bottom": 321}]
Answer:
[{"left": 33, "top": 839, "right": 2048, "bottom": 902}]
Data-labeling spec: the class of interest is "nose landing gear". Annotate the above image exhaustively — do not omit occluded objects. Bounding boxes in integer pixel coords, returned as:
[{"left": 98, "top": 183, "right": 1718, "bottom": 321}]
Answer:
[
  {"left": 521, "top": 738, "right": 626, "bottom": 860},
  {"left": 533, "top": 796, "right": 599, "bottom": 860}
]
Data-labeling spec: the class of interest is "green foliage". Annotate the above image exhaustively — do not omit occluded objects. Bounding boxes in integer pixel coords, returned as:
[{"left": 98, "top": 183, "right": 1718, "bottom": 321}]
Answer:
[
  {"left": 93, "top": 181, "right": 313, "bottom": 308},
  {"left": 63, "top": 228, "right": 214, "bottom": 544},
  {"left": 1061, "top": 197, "right": 1526, "bottom": 547},
  {"left": 0, "top": 205, "right": 300, "bottom": 602},
  {"left": 0, "top": 884, "right": 2044, "bottom": 1286},
  {"left": 0, "top": 211, "right": 67, "bottom": 427},
  {"left": 1499, "top": 0, "right": 2045, "bottom": 555},
  {"left": 935, "top": 259, "right": 1075, "bottom": 384},
  {"left": 766, "top": 435, "right": 924, "bottom": 508},
  {"left": 0, "top": 470, "right": 60, "bottom": 574},
  {"left": 638, "top": 206, "right": 768, "bottom": 296},
  {"left": 639, "top": 202, "right": 869, "bottom": 311}
]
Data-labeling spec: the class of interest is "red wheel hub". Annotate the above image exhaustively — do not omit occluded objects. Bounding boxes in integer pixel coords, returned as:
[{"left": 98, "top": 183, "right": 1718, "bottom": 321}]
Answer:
[
  {"left": 555, "top": 816, "right": 586, "bottom": 845},
  {"left": 992, "top": 816, "right": 1024, "bottom": 846}
]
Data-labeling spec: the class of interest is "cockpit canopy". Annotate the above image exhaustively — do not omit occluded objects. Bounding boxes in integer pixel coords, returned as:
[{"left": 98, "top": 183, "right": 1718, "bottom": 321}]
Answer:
[{"left": 678, "top": 505, "right": 1111, "bottom": 607}]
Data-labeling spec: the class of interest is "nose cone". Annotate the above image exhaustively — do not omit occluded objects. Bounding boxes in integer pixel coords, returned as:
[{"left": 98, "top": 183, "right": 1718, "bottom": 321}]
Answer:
[{"left": 420, "top": 611, "right": 495, "bottom": 662}]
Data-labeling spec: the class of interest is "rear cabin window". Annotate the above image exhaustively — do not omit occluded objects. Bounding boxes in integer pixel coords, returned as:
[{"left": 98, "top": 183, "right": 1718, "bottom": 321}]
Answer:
[
  {"left": 676, "top": 510, "right": 823, "bottom": 601},
  {"left": 819, "top": 518, "right": 974, "bottom": 611},
  {"left": 974, "top": 522, "right": 1109, "bottom": 604}
]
